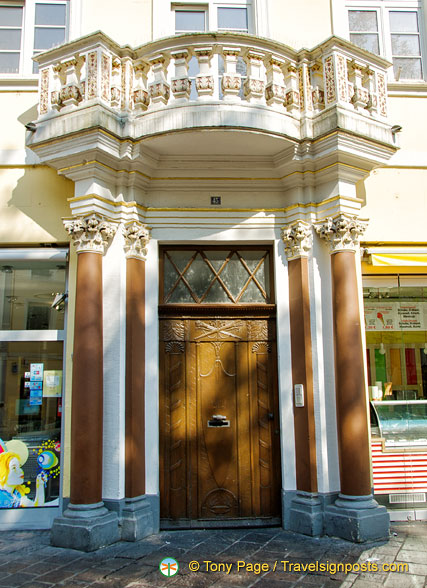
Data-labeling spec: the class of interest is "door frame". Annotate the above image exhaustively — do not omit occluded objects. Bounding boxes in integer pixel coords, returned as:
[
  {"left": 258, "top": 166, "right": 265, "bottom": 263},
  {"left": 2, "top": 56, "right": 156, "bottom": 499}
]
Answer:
[{"left": 158, "top": 244, "right": 281, "bottom": 528}]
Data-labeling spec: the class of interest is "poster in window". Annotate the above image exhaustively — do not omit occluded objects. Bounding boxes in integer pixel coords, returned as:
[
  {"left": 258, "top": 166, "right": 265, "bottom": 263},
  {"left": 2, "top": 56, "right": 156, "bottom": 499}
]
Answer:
[{"left": 43, "top": 370, "right": 62, "bottom": 398}]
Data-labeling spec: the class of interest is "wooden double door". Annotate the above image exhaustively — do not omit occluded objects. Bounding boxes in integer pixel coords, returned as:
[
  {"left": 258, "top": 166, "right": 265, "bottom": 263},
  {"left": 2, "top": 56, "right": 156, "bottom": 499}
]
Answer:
[{"left": 159, "top": 315, "right": 281, "bottom": 527}]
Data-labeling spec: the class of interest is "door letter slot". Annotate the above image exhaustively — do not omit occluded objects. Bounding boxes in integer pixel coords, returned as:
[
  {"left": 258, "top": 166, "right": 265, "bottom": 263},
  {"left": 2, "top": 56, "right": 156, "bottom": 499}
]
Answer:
[{"left": 208, "top": 414, "right": 230, "bottom": 428}]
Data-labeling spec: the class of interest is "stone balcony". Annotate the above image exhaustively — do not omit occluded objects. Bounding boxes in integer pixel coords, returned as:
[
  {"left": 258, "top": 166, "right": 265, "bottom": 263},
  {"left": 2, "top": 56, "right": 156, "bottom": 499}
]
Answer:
[{"left": 26, "top": 31, "right": 398, "bottom": 213}]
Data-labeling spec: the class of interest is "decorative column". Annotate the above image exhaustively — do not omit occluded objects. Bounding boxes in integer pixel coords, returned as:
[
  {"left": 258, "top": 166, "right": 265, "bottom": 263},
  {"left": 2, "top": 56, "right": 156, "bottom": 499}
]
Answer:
[
  {"left": 281, "top": 221, "right": 322, "bottom": 536},
  {"left": 51, "top": 213, "right": 120, "bottom": 552},
  {"left": 315, "top": 214, "right": 389, "bottom": 542},
  {"left": 121, "top": 221, "right": 154, "bottom": 541}
]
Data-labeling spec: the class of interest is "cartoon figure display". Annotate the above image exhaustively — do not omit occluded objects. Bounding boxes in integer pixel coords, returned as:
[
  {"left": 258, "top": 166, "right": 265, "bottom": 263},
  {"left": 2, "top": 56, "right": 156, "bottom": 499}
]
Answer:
[{"left": 0, "top": 439, "right": 47, "bottom": 508}]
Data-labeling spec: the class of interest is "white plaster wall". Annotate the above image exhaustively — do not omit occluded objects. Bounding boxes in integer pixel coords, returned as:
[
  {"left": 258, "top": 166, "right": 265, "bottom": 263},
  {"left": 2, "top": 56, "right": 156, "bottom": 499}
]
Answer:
[{"left": 102, "top": 230, "right": 126, "bottom": 500}]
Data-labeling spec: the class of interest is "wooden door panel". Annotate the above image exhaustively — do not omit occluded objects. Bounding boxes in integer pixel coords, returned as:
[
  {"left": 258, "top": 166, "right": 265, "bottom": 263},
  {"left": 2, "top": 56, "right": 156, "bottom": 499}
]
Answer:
[
  {"left": 160, "top": 340, "right": 187, "bottom": 520},
  {"left": 160, "top": 317, "right": 280, "bottom": 524},
  {"left": 197, "top": 341, "right": 239, "bottom": 518}
]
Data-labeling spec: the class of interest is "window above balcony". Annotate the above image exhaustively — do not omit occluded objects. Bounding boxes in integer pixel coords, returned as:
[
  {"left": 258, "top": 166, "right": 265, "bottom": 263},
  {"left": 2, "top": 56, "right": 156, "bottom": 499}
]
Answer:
[
  {"left": 0, "top": 0, "right": 69, "bottom": 78},
  {"left": 155, "top": 0, "right": 254, "bottom": 39},
  {"left": 342, "top": 0, "right": 425, "bottom": 82}
]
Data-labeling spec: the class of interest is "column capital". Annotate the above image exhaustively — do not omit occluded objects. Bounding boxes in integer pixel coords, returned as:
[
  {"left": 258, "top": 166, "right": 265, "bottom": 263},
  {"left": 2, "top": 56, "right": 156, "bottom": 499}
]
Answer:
[
  {"left": 314, "top": 214, "right": 368, "bottom": 253},
  {"left": 123, "top": 221, "right": 151, "bottom": 260},
  {"left": 63, "top": 213, "right": 117, "bottom": 254},
  {"left": 281, "top": 220, "right": 312, "bottom": 260}
]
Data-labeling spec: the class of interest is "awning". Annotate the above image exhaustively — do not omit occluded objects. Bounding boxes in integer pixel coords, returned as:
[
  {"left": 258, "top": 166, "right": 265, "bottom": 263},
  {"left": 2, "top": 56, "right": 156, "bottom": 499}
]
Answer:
[
  {"left": 365, "top": 248, "right": 427, "bottom": 267},
  {"left": 370, "top": 253, "right": 427, "bottom": 267}
]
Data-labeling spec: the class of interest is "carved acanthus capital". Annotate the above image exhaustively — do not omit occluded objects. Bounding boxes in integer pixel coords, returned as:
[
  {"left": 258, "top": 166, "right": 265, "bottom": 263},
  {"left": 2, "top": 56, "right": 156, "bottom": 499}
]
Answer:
[
  {"left": 63, "top": 213, "right": 117, "bottom": 254},
  {"left": 315, "top": 214, "right": 368, "bottom": 253},
  {"left": 281, "top": 221, "right": 312, "bottom": 260},
  {"left": 123, "top": 221, "right": 151, "bottom": 260}
]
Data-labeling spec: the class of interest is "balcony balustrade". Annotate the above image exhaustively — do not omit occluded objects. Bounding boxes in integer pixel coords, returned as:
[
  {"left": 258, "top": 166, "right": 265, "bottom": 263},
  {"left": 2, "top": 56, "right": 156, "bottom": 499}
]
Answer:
[{"left": 34, "top": 31, "right": 392, "bottom": 144}]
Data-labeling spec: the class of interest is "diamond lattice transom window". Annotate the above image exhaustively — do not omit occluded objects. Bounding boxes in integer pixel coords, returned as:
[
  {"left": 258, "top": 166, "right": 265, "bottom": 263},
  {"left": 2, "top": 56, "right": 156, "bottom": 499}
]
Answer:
[{"left": 161, "top": 248, "right": 271, "bottom": 304}]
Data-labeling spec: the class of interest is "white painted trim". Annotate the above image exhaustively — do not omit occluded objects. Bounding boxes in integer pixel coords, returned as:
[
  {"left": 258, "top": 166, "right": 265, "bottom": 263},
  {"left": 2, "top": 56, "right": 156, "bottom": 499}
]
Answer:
[
  {"left": 102, "top": 229, "right": 126, "bottom": 500},
  {"left": 145, "top": 237, "right": 160, "bottom": 495},
  {"left": 0, "top": 248, "right": 68, "bottom": 261},
  {"left": 310, "top": 234, "right": 340, "bottom": 494},
  {"left": 254, "top": 0, "right": 269, "bottom": 37},
  {"left": 0, "top": 329, "right": 65, "bottom": 341},
  {"left": 274, "top": 238, "right": 296, "bottom": 492},
  {"left": 69, "top": 0, "right": 82, "bottom": 41}
]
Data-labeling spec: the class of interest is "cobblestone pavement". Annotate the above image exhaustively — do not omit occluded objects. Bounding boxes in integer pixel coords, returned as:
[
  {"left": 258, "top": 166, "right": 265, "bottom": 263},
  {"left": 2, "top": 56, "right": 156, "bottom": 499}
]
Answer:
[{"left": 0, "top": 522, "right": 425, "bottom": 588}]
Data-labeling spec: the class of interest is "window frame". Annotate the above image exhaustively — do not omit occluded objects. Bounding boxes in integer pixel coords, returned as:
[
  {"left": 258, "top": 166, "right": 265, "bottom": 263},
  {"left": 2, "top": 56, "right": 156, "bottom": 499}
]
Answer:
[
  {"left": 0, "top": 0, "right": 70, "bottom": 79},
  {"left": 0, "top": 248, "right": 68, "bottom": 523},
  {"left": 344, "top": 0, "right": 426, "bottom": 82},
  {"left": 165, "top": 0, "right": 254, "bottom": 38}
]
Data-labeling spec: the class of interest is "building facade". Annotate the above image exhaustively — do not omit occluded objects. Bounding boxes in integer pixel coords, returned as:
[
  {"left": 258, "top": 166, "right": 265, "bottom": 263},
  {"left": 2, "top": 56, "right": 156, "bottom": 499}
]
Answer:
[{"left": 0, "top": 0, "right": 426, "bottom": 550}]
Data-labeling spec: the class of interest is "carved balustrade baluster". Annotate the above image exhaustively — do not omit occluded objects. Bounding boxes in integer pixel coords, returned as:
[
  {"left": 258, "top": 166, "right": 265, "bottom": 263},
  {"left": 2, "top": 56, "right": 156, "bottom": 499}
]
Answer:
[
  {"left": 111, "top": 58, "right": 122, "bottom": 108},
  {"left": 60, "top": 57, "right": 82, "bottom": 107},
  {"left": 284, "top": 64, "right": 300, "bottom": 115},
  {"left": 221, "top": 47, "right": 241, "bottom": 101},
  {"left": 50, "top": 63, "right": 63, "bottom": 111},
  {"left": 348, "top": 60, "right": 369, "bottom": 112},
  {"left": 244, "top": 51, "right": 265, "bottom": 104},
  {"left": 171, "top": 50, "right": 191, "bottom": 101},
  {"left": 148, "top": 54, "right": 170, "bottom": 105},
  {"left": 133, "top": 60, "right": 150, "bottom": 111},
  {"left": 310, "top": 62, "right": 325, "bottom": 112},
  {"left": 364, "top": 67, "right": 378, "bottom": 115},
  {"left": 195, "top": 47, "right": 214, "bottom": 98},
  {"left": 264, "top": 56, "right": 285, "bottom": 108}
]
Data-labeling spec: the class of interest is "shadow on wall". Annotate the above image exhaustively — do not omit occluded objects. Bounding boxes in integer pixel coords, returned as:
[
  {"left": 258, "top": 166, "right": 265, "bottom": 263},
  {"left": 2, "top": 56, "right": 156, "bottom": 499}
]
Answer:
[
  {"left": 4, "top": 165, "right": 73, "bottom": 243},
  {"left": 0, "top": 103, "right": 73, "bottom": 243}
]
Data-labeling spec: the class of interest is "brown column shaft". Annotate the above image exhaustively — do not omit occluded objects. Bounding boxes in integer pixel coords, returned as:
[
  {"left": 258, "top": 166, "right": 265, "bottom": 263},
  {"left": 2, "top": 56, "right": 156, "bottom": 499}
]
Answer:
[
  {"left": 125, "top": 257, "right": 146, "bottom": 498},
  {"left": 70, "top": 252, "right": 103, "bottom": 505},
  {"left": 288, "top": 257, "right": 318, "bottom": 493},
  {"left": 331, "top": 251, "right": 371, "bottom": 497}
]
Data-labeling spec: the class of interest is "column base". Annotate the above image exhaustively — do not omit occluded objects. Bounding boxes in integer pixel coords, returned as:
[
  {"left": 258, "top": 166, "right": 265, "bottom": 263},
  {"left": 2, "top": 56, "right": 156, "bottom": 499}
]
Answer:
[
  {"left": 288, "top": 491, "right": 323, "bottom": 537},
  {"left": 121, "top": 495, "right": 155, "bottom": 542},
  {"left": 324, "top": 494, "right": 390, "bottom": 543},
  {"left": 51, "top": 502, "right": 120, "bottom": 552}
]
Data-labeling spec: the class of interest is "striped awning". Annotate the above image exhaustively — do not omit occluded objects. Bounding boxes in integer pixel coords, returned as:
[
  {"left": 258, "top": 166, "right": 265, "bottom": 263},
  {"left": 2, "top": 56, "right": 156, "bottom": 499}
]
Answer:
[{"left": 367, "top": 249, "right": 427, "bottom": 267}]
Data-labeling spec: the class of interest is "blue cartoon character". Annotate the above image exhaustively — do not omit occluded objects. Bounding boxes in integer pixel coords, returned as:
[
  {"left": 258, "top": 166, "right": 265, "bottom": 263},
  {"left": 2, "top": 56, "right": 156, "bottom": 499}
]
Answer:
[{"left": 0, "top": 439, "right": 47, "bottom": 508}]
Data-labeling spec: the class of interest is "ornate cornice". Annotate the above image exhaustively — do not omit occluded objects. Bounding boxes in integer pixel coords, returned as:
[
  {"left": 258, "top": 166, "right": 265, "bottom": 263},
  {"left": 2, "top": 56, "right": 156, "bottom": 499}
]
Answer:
[
  {"left": 63, "top": 213, "right": 117, "bottom": 254},
  {"left": 123, "top": 221, "right": 150, "bottom": 260},
  {"left": 281, "top": 220, "right": 312, "bottom": 260},
  {"left": 314, "top": 214, "right": 368, "bottom": 253}
]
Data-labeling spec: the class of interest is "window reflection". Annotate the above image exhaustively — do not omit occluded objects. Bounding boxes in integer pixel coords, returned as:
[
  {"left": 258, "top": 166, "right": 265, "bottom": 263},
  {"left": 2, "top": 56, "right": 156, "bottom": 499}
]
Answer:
[{"left": 0, "top": 262, "right": 66, "bottom": 330}]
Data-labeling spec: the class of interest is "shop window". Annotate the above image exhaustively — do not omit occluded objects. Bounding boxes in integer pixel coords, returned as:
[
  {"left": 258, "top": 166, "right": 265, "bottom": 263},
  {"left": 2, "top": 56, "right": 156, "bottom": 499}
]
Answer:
[
  {"left": 0, "top": 341, "right": 62, "bottom": 508},
  {"left": 363, "top": 275, "right": 427, "bottom": 400},
  {"left": 0, "top": 249, "right": 66, "bottom": 510},
  {"left": 346, "top": 1, "right": 424, "bottom": 81},
  {"left": 0, "top": 261, "right": 66, "bottom": 330},
  {"left": 0, "top": 0, "right": 69, "bottom": 76}
]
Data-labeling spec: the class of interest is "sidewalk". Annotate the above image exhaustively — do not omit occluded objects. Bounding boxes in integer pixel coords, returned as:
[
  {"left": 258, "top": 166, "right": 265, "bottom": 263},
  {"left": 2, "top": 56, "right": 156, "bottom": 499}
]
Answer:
[{"left": 0, "top": 522, "right": 425, "bottom": 588}]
